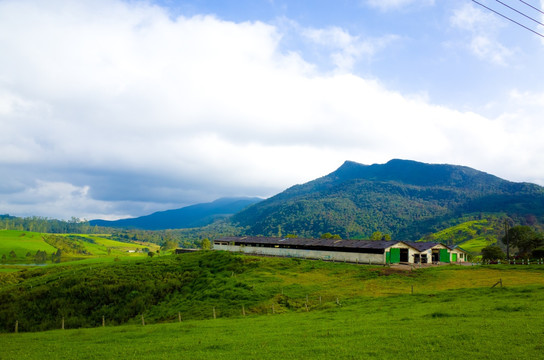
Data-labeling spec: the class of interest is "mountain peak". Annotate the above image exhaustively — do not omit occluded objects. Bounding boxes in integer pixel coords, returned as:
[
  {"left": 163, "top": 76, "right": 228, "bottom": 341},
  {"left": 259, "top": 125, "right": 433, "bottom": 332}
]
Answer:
[{"left": 329, "top": 159, "right": 503, "bottom": 188}]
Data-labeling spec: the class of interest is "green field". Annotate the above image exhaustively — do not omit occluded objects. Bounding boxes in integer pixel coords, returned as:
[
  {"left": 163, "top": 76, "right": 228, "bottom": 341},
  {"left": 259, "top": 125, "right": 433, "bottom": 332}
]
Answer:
[
  {"left": 0, "top": 230, "right": 158, "bottom": 265},
  {"left": 1, "top": 251, "right": 544, "bottom": 359}
]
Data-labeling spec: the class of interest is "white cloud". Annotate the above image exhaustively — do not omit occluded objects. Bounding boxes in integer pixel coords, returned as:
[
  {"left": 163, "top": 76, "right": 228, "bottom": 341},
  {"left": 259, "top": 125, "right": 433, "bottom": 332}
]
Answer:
[
  {"left": 302, "top": 26, "right": 398, "bottom": 72},
  {"left": 0, "top": 0, "right": 542, "bottom": 219},
  {"left": 365, "top": 0, "right": 434, "bottom": 12},
  {"left": 450, "top": 3, "right": 514, "bottom": 65}
]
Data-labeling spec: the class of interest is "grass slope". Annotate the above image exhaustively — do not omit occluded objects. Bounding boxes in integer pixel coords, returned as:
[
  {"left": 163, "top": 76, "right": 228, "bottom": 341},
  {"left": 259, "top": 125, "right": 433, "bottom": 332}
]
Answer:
[
  {"left": 0, "top": 230, "right": 57, "bottom": 260},
  {"left": 1, "top": 251, "right": 544, "bottom": 333},
  {"left": 0, "top": 230, "right": 157, "bottom": 264},
  {"left": 1, "top": 285, "right": 543, "bottom": 359}
]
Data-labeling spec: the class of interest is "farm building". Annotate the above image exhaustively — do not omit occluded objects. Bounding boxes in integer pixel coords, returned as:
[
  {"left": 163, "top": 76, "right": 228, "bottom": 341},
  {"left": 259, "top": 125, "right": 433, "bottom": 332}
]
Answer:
[
  {"left": 212, "top": 236, "right": 461, "bottom": 265},
  {"left": 448, "top": 245, "right": 470, "bottom": 263}
]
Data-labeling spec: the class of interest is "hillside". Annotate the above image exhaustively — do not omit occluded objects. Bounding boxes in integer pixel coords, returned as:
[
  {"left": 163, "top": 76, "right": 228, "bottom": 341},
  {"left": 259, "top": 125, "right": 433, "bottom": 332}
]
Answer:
[
  {"left": 1, "top": 251, "right": 544, "bottom": 333},
  {"left": 231, "top": 159, "right": 544, "bottom": 240},
  {"left": 0, "top": 230, "right": 155, "bottom": 265},
  {"left": 90, "top": 197, "right": 262, "bottom": 230}
]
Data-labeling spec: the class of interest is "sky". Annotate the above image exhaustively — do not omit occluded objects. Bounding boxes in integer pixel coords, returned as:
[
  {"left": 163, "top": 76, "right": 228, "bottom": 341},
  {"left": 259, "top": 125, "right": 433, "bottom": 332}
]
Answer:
[{"left": 1, "top": 0, "right": 544, "bottom": 220}]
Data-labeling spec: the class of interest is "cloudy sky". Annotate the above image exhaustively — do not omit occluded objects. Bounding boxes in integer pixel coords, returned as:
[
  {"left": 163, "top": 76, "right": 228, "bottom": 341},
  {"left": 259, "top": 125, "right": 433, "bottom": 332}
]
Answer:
[{"left": 1, "top": 0, "right": 544, "bottom": 220}]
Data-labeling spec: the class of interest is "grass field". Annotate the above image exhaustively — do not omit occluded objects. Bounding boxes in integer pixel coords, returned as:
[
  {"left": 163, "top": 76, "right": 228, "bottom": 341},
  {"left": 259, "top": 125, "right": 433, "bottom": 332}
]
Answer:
[
  {"left": 1, "top": 252, "right": 543, "bottom": 359},
  {"left": 0, "top": 230, "right": 57, "bottom": 259},
  {"left": 0, "top": 230, "right": 157, "bottom": 264},
  {"left": 1, "top": 285, "right": 543, "bottom": 359},
  {"left": 459, "top": 236, "right": 496, "bottom": 253}
]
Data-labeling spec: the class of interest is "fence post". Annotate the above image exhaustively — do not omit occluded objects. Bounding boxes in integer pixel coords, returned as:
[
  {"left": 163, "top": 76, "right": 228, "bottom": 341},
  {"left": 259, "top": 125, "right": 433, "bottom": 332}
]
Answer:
[
  {"left": 242, "top": 305, "right": 246, "bottom": 316},
  {"left": 102, "top": 316, "right": 105, "bottom": 327},
  {"left": 15, "top": 320, "right": 18, "bottom": 333},
  {"left": 141, "top": 314, "right": 145, "bottom": 326},
  {"left": 62, "top": 317, "right": 64, "bottom": 330},
  {"left": 213, "top": 307, "right": 216, "bottom": 319},
  {"left": 178, "top": 312, "right": 182, "bottom": 323}
]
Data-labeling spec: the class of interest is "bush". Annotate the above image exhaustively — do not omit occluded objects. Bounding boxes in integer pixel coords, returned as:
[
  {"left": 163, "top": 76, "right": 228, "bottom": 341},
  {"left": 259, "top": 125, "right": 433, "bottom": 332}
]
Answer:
[
  {"left": 481, "top": 245, "right": 505, "bottom": 261},
  {"left": 531, "top": 247, "right": 544, "bottom": 259}
]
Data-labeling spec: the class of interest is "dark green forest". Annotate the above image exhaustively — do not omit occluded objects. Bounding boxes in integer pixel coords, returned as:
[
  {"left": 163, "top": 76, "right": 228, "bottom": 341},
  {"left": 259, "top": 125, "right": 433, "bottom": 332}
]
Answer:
[{"left": 232, "top": 160, "right": 544, "bottom": 239}]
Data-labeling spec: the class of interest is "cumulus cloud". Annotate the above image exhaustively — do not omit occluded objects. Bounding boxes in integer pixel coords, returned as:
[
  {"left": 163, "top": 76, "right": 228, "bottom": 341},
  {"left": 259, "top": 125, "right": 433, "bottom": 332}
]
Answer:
[{"left": 0, "top": 0, "right": 542, "bottom": 219}]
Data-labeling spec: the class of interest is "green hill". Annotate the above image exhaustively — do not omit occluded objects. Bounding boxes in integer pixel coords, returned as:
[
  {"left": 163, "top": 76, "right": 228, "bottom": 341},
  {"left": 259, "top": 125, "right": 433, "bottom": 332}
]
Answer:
[
  {"left": 0, "top": 230, "right": 154, "bottom": 265},
  {"left": 231, "top": 159, "right": 544, "bottom": 239},
  {"left": 2, "top": 251, "right": 544, "bottom": 333},
  {"left": 1, "top": 252, "right": 544, "bottom": 359}
]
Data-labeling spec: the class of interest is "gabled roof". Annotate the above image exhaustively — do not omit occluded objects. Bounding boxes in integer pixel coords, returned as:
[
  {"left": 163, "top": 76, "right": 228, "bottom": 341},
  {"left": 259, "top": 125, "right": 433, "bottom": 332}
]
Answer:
[
  {"left": 215, "top": 236, "right": 418, "bottom": 251},
  {"left": 402, "top": 241, "right": 447, "bottom": 251},
  {"left": 447, "top": 245, "right": 470, "bottom": 253}
]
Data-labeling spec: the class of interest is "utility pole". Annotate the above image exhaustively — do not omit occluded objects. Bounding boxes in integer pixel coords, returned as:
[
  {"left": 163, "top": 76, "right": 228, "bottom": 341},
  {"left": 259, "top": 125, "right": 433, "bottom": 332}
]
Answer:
[{"left": 504, "top": 220, "right": 510, "bottom": 262}]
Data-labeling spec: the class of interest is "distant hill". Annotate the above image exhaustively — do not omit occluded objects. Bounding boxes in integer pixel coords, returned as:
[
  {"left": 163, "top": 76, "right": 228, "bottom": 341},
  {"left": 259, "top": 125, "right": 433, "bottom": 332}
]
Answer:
[
  {"left": 231, "top": 159, "right": 544, "bottom": 240},
  {"left": 91, "top": 197, "right": 262, "bottom": 230}
]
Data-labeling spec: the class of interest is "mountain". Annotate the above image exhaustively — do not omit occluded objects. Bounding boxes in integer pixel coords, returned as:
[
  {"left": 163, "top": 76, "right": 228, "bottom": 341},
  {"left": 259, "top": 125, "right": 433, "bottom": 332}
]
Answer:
[
  {"left": 90, "top": 197, "right": 262, "bottom": 230},
  {"left": 231, "top": 159, "right": 544, "bottom": 240}
]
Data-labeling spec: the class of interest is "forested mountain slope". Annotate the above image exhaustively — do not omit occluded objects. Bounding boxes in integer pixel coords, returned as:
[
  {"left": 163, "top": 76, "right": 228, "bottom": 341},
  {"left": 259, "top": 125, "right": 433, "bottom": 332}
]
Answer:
[{"left": 231, "top": 159, "right": 544, "bottom": 240}]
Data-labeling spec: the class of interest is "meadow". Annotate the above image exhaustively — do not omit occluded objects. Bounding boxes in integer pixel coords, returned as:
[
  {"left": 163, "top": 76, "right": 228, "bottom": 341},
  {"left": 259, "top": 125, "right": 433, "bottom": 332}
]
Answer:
[
  {"left": 0, "top": 230, "right": 157, "bottom": 265},
  {"left": 1, "top": 249, "right": 543, "bottom": 359},
  {"left": 1, "top": 285, "right": 543, "bottom": 359}
]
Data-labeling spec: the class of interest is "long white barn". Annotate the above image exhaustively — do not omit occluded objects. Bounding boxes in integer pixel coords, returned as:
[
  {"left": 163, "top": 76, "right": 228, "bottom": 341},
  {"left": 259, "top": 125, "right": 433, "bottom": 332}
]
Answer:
[{"left": 213, "top": 236, "right": 469, "bottom": 265}]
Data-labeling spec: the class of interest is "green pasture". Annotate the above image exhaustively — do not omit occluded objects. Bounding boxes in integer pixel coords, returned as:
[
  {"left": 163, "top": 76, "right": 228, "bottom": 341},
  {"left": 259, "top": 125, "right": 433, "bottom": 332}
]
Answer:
[
  {"left": 1, "top": 252, "right": 544, "bottom": 359},
  {"left": 0, "top": 230, "right": 56, "bottom": 260},
  {"left": 459, "top": 236, "right": 496, "bottom": 253},
  {"left": 0, "top": 230, "right": 155, "bottom": 264},
  {"left": 1, "top": 284, "right": 543, "bottom": 360}
]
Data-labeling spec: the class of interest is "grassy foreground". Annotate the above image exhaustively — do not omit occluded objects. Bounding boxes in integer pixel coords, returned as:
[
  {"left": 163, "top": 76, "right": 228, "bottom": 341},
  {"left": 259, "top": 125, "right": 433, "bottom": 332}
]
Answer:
[
  {"left": 1, "top": 285, "right": 543, "bottom": 359},
  {"left": 1, "top": 251, "right": 544, "bottom": 359}
]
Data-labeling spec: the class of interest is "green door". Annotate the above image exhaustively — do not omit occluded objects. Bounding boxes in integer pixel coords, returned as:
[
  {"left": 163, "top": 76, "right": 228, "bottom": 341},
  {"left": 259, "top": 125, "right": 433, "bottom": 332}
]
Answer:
[
  {"left": 386, "top": 251, "right": 391, "bottom": 264},
  {"left": 452, "top": 253, "right": 457, "bottom": 262},
  {"left": 439, "top": 249, "right": 450, "bottom": 263},
  {"left": 390, "top": 248, "right": 400, "bottom": 264}
]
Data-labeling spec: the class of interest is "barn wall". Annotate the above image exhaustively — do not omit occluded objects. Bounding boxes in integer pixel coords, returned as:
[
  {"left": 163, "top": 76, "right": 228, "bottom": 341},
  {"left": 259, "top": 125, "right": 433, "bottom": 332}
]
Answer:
[
  {"left": 388, "top": 243, "right": 418, "bottom": 264},
  {"left": 213, "top": 244, "right": 386, "bottom": 264}
]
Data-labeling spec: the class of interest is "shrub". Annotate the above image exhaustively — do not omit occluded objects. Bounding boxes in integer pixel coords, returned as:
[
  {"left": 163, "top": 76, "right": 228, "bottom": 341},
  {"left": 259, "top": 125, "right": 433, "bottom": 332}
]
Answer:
[
  {"left": 531, "top": 247, "right": 544, "bottom": 259},
  {"left": 481, "top": 245, "right": 505, "bottom": 261}
]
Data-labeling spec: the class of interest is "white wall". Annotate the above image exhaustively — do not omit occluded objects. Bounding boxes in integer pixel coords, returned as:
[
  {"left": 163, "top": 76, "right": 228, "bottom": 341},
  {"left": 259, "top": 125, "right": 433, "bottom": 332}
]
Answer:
[{"left": 213, "top": 244, "right": 386, "bottom": 264}]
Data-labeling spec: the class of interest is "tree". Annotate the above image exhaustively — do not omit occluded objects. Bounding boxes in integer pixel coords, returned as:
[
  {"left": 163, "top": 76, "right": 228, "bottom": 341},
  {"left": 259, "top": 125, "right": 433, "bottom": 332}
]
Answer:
[
  {"left": 1, "top": 254, "right": 5, "bottom": 264},
  {"left": 503, "top": 226, "right": 544, "bottom": 256},
  {"left": 9, "top": 250, "right": 16, "bottom": 259},
  {"left": 481, "top": 245, "right": 505, "bottom": 261},
  {"left": 147, "top": 251, "right": 155, "bottom": 258},
  {"left": 201, "top": 238, "right": 211, "bottom": 250},
  {"left": 161, "top": 240, "right": 178, "bottom": 252},
  {"left": 370, "top": 231, "right": 391, "bottom": 241},
  {"left": 34, "top": 250, "right": 47, "bottom": 264},
  {"left": 51, "top": 249, "right": 62, "bottom": 263},
  {"left": 320, "top": 233, "right": 341, "bottom": 239}
]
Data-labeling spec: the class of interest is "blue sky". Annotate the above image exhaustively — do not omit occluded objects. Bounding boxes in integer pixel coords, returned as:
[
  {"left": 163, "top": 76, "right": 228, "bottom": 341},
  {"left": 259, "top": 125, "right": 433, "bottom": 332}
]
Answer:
[{"left": 0, "top": 0, "right": 543, "bottom": 220}]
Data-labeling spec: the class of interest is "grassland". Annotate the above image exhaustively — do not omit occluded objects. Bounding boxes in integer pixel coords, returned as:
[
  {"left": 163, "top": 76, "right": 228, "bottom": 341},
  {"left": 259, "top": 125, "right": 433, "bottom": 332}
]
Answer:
[
  {"left": 0, "top": 230, "right": 158, "bottom": 265},
  {"left": 1, "top": 281, "right": 543, "bottom": 359},
  {"left": 1, "top": 250, "right": 544, "bottom": 359}
]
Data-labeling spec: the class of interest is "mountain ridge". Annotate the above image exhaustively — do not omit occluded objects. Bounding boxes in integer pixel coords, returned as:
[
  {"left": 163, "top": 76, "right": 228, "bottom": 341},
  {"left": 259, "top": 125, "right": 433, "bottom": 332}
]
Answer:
[
  {"left": 231, "top": 159, "right": 544, "bottom": 240},
  {"left": 90, "top": 197, "right": 262, "bottom": 230}
]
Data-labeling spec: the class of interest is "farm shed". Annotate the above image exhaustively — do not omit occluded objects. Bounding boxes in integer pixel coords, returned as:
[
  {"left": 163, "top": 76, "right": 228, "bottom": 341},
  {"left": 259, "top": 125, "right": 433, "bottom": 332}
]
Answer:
[
  {"left": 447, "top": 246, "right": 470, "bottom": 263},
  {"left": 404, "top": 242, "right": 452, "bottom": 264},
  {"left": 213, "top": 237, "right": 420, "bottom": 265}
]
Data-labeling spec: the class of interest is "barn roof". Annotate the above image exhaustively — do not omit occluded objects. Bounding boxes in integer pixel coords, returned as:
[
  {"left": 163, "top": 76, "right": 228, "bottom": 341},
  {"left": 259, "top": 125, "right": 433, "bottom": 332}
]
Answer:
[
  {"left": 403, "top": 241, "right": 444, "bottom": 251},
  {"left": 214, "top": 236, "right": 415, "bottom": 250}
]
